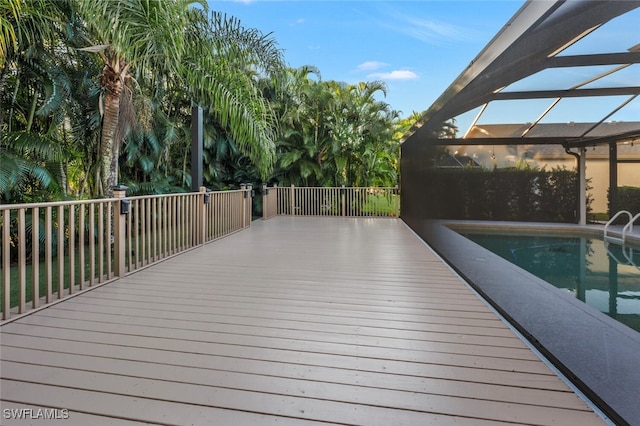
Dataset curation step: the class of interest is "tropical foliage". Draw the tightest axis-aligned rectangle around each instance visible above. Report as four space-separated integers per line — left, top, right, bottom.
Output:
1 0 409 204
271 67 400 187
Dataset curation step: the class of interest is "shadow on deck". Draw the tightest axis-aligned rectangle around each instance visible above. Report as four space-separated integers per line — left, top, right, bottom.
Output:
0 217 608 425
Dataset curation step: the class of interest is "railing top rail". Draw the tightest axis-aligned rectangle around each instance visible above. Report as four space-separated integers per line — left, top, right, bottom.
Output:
281 186 398 189
207 189 246 194
0 188 250 211
127 192 200 201
127 189 246 202
0 197 119 211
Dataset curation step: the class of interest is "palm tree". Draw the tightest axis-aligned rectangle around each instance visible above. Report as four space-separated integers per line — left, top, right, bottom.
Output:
74 0 198 196
273 66 359 187
326 80 398 186
182 10 284 181
76 1 284 196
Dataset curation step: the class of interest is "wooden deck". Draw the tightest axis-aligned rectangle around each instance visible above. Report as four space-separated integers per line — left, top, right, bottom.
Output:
0 217 607 425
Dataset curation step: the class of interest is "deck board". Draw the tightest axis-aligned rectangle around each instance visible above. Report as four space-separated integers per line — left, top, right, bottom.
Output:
0 217 606 425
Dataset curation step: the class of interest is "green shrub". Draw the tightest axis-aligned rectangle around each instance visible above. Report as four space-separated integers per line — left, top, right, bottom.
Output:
422 166 589 223
613 186 640 214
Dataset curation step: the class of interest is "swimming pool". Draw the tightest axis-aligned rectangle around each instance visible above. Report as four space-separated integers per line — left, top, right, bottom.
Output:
462 232 640 333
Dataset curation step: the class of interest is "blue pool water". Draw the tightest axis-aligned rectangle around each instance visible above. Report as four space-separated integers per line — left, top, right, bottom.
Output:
462 233 640 333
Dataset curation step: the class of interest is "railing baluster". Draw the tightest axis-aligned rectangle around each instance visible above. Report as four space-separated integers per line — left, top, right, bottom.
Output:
76 203 83 290
176 196 181 251
170 195 175 254
31 207 39 308
106 202 112 280
18 208 26 313
176 197 184 253
185 195 189 246
226 192 231 234
2 210 9 319
227 192 232 234
155 197 161 260
134 199 140 268
216 193 220 236
190 194 196 245
98 202 104 283
145 198 151 265
151 197 156 261
57 205 64 298
177 196 182 252
69 204 75 294
141 199 147 265
126 201 132 272
186 195 191 246
79 204 85 289
162 197 168 257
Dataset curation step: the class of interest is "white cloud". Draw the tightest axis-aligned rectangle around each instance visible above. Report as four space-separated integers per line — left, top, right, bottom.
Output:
378 8 476 47
356 61 388 71
368 70 418 80
403 17 472 45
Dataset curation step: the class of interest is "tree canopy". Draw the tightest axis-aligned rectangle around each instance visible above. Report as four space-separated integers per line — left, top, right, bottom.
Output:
1 0 414 204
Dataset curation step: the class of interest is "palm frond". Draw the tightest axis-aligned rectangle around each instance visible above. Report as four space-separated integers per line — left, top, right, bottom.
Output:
0 151 52 197
5 130 65 162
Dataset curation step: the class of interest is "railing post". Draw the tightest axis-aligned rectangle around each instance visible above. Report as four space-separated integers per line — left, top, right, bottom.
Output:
247 185 253 228
341 185 346 217
200 186 208 244
240 184 247 228
262 184 268 220
290 184 295 216
395 185 400 218
113 185 128 278
273 183 278 216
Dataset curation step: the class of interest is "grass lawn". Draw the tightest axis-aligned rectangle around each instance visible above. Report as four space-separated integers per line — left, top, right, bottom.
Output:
2 248 112 313
361 194 400 216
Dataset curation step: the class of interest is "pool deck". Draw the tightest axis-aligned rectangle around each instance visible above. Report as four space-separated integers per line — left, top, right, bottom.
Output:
0 217 608 425
419 219 640 426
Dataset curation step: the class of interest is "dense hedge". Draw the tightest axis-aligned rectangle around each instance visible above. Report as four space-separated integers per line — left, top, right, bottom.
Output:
613 186 640 214
422 167 587 222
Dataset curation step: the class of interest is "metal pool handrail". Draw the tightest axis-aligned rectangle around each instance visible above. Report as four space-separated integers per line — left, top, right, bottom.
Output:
622 212 640 244
604 210 632 245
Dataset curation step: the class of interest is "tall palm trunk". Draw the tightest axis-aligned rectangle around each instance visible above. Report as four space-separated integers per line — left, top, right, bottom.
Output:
99 59 127 197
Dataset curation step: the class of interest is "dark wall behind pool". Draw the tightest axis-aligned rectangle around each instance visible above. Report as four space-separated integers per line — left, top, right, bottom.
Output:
400 139 583 225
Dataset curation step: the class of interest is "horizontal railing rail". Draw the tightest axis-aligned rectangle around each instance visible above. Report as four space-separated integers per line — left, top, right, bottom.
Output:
0 186 252 321
262 185 399 218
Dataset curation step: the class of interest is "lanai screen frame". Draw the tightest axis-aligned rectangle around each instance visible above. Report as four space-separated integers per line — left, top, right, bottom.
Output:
401 0 640 226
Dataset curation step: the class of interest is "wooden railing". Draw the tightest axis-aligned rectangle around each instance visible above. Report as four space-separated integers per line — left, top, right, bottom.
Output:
0 186 252 321
263 185 399 219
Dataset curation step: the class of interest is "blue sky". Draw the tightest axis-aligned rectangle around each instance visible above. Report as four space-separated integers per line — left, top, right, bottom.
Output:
209 1 524 118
